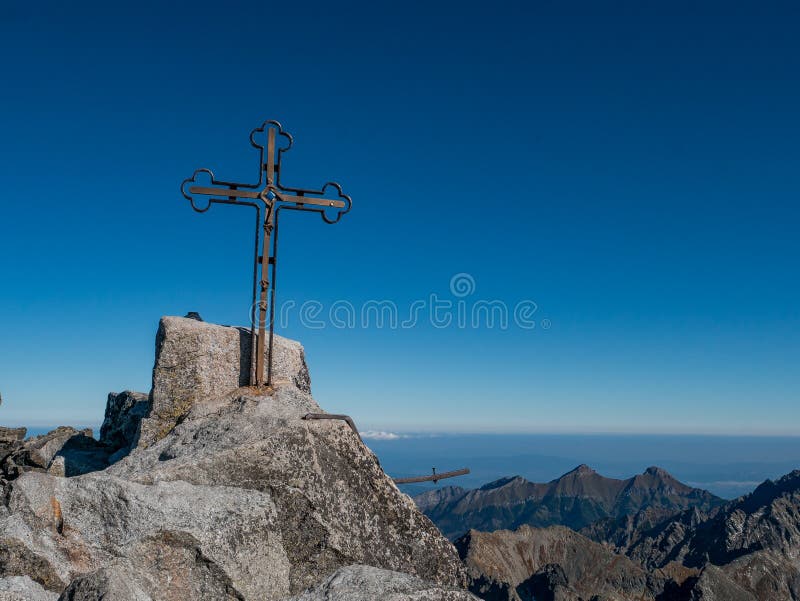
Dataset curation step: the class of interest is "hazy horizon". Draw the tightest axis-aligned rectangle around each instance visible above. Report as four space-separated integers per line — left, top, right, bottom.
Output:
11 421 800 438
366 432 800 499
14 426 800 500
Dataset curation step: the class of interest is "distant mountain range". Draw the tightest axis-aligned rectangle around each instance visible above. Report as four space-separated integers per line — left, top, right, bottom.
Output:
415 464 724 540
454 469 800 600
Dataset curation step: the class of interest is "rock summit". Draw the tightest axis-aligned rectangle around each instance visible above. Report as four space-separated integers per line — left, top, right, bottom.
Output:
0 316 475 601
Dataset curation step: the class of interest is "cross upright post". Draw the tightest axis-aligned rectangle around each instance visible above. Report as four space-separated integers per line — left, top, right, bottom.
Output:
181 120 351 387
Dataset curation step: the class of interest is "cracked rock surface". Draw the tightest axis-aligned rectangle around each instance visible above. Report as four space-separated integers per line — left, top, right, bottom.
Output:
0 317 466 600
287 565 480 600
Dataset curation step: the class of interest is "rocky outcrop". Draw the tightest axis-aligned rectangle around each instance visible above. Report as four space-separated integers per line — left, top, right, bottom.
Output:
0 428 26 476
580 505 707 556
0 317 467 600
1 427 111 482
16 427 87 471
99 391 150 461
2 393 151 485
287 565 480 600
668 564 758 601
0 428 26 448
417 465 723 540
56 531 251 601
137 316 310 448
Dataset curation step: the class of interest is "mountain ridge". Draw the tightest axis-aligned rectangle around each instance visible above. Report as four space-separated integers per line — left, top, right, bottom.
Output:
458 467 800 600
415 464 724 540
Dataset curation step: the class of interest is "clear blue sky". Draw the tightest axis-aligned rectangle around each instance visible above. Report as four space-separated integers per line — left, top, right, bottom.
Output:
1 1 798 433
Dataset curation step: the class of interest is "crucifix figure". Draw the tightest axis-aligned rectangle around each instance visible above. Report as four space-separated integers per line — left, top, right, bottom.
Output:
181 120 351 387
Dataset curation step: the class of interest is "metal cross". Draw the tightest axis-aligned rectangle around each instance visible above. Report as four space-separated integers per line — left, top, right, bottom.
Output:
181 120 351 387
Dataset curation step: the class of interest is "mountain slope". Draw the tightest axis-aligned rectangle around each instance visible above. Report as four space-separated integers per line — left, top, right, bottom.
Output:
582 470 800 600
415 465 723 540
455 525 697 601
621 471 800 575
450 468 800 601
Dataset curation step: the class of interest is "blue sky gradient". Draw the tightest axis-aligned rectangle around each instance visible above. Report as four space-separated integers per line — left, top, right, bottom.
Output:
1 1 798 433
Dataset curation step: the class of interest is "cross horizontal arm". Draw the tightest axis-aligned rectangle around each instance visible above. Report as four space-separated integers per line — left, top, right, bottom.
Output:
190 185 346 209
189 186 260 199
273 192 347 209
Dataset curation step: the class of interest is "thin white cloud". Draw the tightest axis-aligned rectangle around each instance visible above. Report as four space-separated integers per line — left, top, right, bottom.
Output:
361 430 407 440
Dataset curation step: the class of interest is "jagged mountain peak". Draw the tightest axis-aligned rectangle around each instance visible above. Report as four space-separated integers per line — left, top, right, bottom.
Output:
416 465 722 540
733 468 800 515
584 466 800 573
478 475 528 491
780 469 800 482
568 463 597 476
630 465 690 492
758 468 800 494
644 465 672 478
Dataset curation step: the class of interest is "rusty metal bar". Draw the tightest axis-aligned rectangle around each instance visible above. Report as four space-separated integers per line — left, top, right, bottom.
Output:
188 185 348 209
302 413 361 441
189 186 261 199
254 127 276 387
266 127 276 185
274 192 346 208
255 209 274 387
249 203 261 385
392 468 471 485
